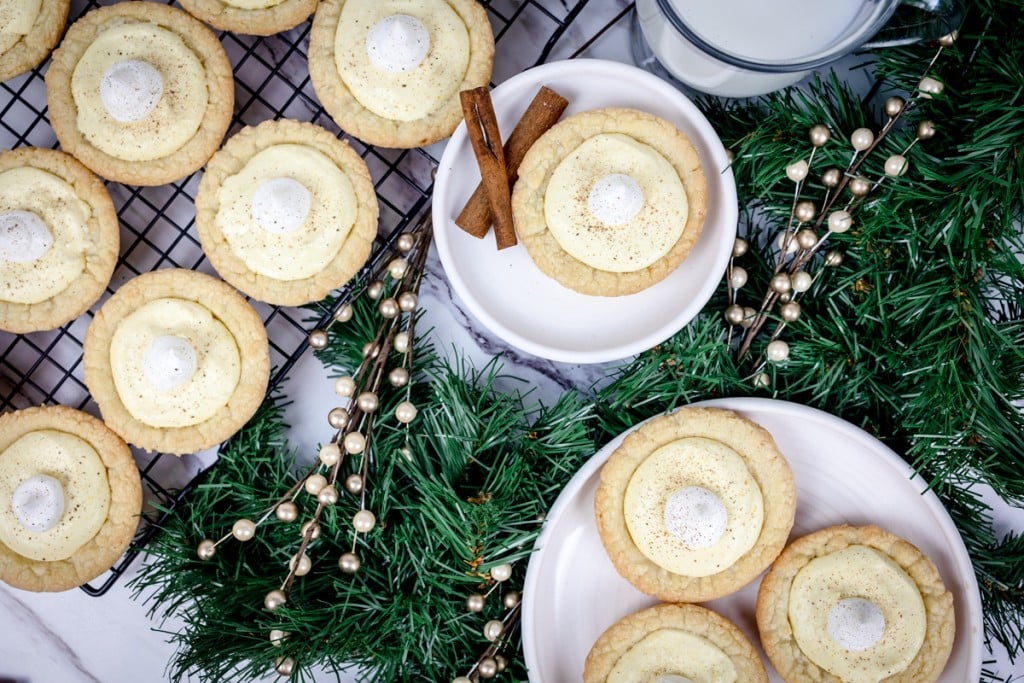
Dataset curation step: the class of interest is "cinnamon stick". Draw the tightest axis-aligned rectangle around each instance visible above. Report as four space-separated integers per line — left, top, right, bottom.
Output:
456 86 568 240
459 87 517 250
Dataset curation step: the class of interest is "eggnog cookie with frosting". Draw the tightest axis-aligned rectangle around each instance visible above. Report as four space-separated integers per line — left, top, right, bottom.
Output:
309 0 494 148
196 119 378 306
0 147 118 334
512 107 707 297
45 2 233 186
584 603 768 683
84 269 270 455
595 407 795 602
0 0 69 82
179 0 316 37
0 405 142 592
756 524 955 683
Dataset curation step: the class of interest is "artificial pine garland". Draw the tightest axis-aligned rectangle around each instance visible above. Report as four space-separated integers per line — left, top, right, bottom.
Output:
136 0 1022 679
135 294 597 681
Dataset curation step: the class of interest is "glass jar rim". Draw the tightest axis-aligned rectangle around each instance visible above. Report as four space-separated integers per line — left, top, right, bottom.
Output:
652 0 896 73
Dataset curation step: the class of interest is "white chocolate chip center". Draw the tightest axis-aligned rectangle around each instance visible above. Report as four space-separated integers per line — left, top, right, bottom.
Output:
100 59 164 123
251 177 311 235
828 597 886 651
664 486 727 549
0 210 52 263
366 14 430 73
11 474 65 532
587 173 644 226
143 335 198 391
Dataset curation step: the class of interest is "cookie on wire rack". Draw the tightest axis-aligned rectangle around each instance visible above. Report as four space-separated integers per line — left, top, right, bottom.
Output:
84 269 270 456
45 2 233 186
309 0 494 148
179 0 316 37
0 0 69 82
0 405 142 592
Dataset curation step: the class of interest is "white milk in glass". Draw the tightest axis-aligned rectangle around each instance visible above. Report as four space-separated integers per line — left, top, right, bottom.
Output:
637 0 874 97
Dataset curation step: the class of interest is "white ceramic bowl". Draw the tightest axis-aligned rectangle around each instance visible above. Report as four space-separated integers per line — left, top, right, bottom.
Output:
432 58 738 363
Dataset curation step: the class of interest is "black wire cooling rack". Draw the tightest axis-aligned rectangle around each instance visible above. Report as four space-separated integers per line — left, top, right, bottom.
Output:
0 0 624 596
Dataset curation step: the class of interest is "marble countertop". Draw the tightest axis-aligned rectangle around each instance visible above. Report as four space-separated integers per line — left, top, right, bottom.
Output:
0 1 1021 681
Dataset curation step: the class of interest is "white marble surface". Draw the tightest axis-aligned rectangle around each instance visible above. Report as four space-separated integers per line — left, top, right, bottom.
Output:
0 1 1021 682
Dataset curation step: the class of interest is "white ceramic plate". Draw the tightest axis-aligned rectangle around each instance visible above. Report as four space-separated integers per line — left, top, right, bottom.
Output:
432 59 738 364
522 397 983 681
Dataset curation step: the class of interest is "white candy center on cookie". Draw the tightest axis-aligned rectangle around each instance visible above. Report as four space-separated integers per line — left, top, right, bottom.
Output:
0 430 110 561
0 210 52 263
656 676 695 683
587 173 644 226
828 597 886 651
100 59 164 123
143 335 198 391
11 474 65 532
664 486 726 549
366 15 430 73
788 544 927 682
544 133 688 273
252 177 311 235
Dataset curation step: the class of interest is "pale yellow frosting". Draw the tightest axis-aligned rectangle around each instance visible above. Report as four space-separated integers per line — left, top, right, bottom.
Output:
544 132 688 273
0 0 41 54
607 629 738 683
70 22 207 161
789 545 927 682
222 0 285 10
0 430 110 562
0 166 89 305
623 436 764 577
334 0 470 122
110 297 241 428
215 143 358 280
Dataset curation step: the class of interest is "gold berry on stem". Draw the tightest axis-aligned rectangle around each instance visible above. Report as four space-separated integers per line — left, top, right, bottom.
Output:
185 213 437 680
727 35 948 368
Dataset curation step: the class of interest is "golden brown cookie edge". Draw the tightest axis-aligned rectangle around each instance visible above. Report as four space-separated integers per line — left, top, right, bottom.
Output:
0 405 142 592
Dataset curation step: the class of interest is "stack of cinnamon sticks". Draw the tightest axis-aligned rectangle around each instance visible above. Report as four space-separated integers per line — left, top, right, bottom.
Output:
457 85 568 250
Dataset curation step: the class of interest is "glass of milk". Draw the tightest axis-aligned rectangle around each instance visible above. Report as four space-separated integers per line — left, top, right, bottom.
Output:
634 0 964 98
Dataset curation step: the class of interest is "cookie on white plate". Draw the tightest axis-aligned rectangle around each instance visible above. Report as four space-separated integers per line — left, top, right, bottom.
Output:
584 602 768 682
0 147 118 333
513 107 707 296
309 0 494 148
757 524 956 683
595 406 796 602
